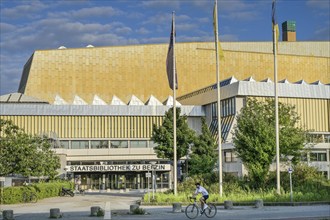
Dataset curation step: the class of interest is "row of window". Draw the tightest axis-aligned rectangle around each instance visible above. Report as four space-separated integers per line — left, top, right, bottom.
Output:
224 151 328 163
310 152 327 162
211 98 236 118
58 140 157 149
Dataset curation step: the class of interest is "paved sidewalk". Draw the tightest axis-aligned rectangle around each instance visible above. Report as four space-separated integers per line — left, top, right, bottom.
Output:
1 192 329 220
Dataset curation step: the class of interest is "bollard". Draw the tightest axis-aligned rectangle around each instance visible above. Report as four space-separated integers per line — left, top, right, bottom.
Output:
130 204 139 214
91 206 100 216
255 199 263 208
3 210 14 220
49 208 61 218
172 203 182 213
104 201 111 220
224 200 233 209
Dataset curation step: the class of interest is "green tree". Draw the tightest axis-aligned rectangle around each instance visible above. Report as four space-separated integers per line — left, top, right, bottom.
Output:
151 107 195 162
0 119 60 179
189 117 217 175
232 98 305 188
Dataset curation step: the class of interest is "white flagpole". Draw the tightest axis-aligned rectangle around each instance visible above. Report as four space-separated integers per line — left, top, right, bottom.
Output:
172 11 177 196
214 0 223 197
272 0 280 195
274 21 280 196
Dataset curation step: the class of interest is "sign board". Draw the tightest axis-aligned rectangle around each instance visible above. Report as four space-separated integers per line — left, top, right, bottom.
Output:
66 164 171 172
145 173 151 178
288 168 293 174
0 177 5 182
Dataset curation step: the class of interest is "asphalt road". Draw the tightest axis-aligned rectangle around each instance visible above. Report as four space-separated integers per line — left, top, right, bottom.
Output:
1 191 329 220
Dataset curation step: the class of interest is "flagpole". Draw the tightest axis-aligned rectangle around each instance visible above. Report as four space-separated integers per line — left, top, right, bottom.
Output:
214 0 223 197
172 11 177 196
272 0 280 195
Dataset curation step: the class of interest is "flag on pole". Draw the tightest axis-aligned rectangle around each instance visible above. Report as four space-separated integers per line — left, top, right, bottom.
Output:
213 2 224 60
166 16 178 90
272 0 279 52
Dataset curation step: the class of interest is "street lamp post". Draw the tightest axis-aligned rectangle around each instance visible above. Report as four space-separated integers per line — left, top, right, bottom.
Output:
64 168 68 180
287 155 294 204
150 161 157 200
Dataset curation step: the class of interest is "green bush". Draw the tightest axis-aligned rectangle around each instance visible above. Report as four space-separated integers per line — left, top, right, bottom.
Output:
1 180 73 204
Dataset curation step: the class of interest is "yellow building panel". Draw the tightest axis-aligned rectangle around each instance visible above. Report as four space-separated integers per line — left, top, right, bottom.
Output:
20 42 330 104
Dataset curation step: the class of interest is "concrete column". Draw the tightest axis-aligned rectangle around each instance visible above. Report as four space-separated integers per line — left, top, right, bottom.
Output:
255 199 264 208
50 208 61 218
224 200 233 209
172 203 182 213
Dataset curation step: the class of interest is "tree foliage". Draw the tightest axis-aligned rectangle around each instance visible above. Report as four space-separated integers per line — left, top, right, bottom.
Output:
0 119 60 179
232 98 305 188
189 117 217 175
151 107 195 161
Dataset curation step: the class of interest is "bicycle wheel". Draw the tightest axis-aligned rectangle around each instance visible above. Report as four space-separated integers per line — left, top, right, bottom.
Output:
22 192 28 203
204 203 217 218
185 204 199 219
30 194 38 203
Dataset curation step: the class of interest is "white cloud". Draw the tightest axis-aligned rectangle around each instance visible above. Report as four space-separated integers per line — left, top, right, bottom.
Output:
1 0 47 19
177 23 198 32
313 27 330 40
141 0 180 9
115 27 133 35
221 11 258 21
306 0 330 9
136 27 150 35
48 6 123 19
0 23 16 33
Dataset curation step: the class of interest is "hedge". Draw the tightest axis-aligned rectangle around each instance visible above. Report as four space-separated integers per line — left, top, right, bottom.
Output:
1 180 73 204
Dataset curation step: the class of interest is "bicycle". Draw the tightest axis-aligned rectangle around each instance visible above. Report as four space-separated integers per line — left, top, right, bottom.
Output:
185 196 217 219
22 191 38 203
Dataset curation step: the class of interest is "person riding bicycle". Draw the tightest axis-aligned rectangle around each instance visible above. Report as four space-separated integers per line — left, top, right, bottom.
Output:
192 182 209 211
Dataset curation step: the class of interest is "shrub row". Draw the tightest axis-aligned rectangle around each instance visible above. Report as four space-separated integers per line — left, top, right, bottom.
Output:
1 180 73 204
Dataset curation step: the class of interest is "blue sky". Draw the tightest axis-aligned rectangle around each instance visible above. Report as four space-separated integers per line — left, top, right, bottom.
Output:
0 0 329 96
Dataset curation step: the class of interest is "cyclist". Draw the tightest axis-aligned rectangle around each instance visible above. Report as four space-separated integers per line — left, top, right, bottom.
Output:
192 183 209 212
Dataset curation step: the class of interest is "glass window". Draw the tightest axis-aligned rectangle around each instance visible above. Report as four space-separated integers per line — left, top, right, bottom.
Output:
91 140 109 149
310 152 327 161
71 140 89 149
130 140 147 148
60 140 70 149
110 140 128 148
224 151 237 163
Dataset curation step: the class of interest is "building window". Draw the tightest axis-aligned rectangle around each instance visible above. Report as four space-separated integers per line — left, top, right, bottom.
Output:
110 140 128 148
310 152 327 161
91 140 109 149
130 140 147 148
325 134 330 143
211 97 236 118
224 151 237 163
60 140 70 149
71 140 89 149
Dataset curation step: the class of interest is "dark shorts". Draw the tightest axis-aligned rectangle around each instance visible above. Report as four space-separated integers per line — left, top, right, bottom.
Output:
202 195 209 201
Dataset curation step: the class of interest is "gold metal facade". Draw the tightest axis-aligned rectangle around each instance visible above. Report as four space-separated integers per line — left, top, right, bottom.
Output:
256 97 330 132
0 115 163 139
20 42 330 104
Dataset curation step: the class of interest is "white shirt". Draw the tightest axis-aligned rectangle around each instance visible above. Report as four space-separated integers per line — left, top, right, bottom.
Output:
195 186 208 196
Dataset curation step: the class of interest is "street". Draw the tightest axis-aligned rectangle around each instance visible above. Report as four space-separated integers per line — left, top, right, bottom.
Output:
0 191 329 220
